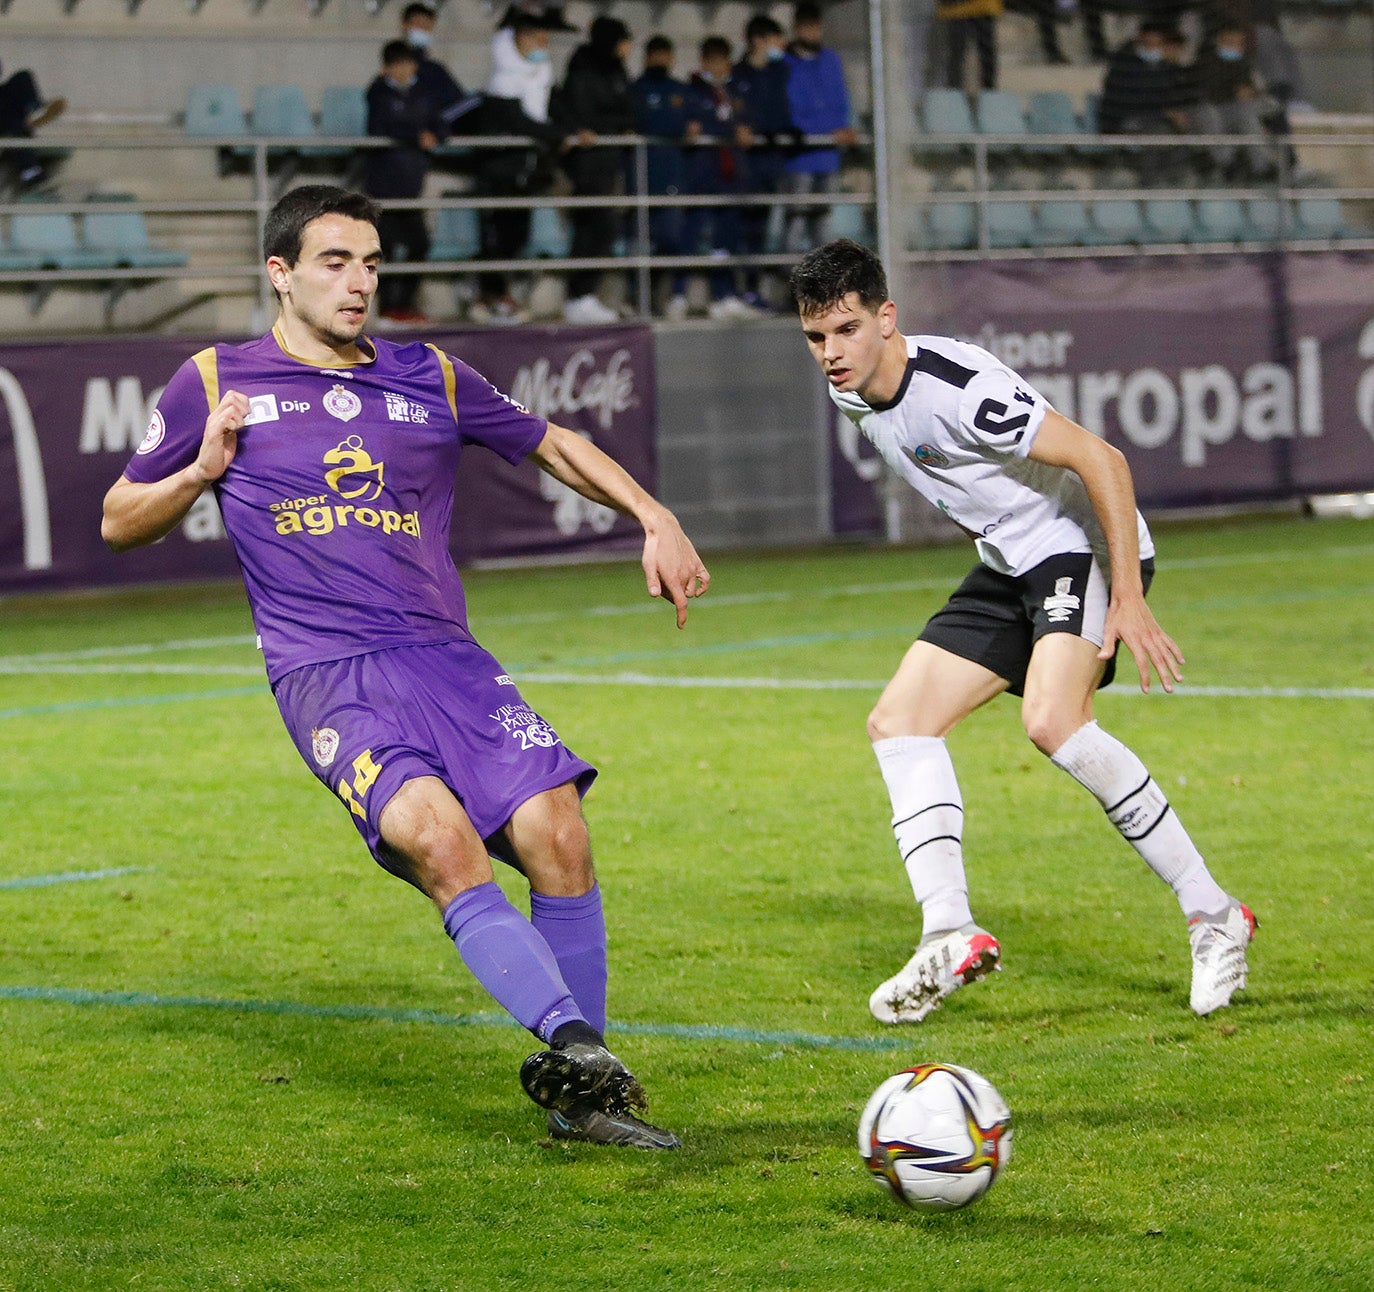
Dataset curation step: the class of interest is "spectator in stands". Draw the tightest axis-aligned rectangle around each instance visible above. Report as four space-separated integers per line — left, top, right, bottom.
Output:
630 35 693 319
936 0 1003 91
1099 22 1196 184
783 2 857 255
1193 23 1275 179
365 40 442 324
0 60 66 191
683 36 757 320
1213 0 1312 115
399 2 482 137
558 15 637 324
473 10 587 325
731 13 794 310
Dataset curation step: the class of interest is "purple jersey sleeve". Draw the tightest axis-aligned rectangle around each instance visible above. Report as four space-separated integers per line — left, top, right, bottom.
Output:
121 351 216 485
449 357 547 464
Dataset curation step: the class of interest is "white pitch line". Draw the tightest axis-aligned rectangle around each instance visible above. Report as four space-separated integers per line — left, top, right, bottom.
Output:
2 540 1370 669
0 662 263 676
515 671 1374 699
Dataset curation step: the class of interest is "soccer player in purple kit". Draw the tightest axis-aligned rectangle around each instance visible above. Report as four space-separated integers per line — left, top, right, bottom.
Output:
102 185 709 1149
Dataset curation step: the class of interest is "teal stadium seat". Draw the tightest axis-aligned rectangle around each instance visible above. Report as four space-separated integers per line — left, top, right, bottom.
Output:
1025 92 1082 142
0 224 42 271
1035 198 1094 247
10 203 121 269
82 195 188 268
252 84 319 139
919 89 976 173
974 91 1028 148
428 205 481 260
828 200 874 247
1193 197 1249 243
1292 195 1350 240
525 206 571 258
1142 199 1199 243
320 86 368 139
1086 199 1144 246
986 200 1036 248
922 202 976 250
1244 196 1287 241
184 84 247 136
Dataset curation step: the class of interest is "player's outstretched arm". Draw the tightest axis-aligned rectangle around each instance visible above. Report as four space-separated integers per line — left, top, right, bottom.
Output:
102 391 249 552
1027 410 1184 693
528 423 710 627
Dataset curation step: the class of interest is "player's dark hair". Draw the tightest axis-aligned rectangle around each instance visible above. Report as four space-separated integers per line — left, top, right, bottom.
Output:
700 35 732 61
645 34 674 56
745 13 784 42
788 238 888 315
263 185 381 266
382 38 420 66
401 1 434 22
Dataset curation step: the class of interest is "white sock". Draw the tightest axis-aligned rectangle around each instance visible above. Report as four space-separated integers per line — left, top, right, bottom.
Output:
1050 721 1229 917
873 736 972 938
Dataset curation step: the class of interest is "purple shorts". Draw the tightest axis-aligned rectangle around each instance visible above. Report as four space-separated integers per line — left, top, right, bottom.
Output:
273 639 596 879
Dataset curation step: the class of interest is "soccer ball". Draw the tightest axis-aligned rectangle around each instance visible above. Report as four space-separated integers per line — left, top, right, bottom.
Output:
857 1063 1012 1212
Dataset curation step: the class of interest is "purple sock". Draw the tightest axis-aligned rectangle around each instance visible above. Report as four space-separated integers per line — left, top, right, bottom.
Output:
441 881 585 1042
530 883 608 1034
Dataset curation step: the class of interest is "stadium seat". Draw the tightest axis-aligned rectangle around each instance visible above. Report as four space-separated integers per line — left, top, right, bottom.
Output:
918 90 976 176
1085 199 1145 246
1035 198 1094 247
81 195 189 268
525 206 571 258
922 201 976 250
1142 199 1199 243
9 203 121 269
1244 196 1287 241
828 201 874 247
1193 197 1249 243
252 85 326 158
184 84 247 136
974 91 1028 148
0 225 43 271
986 200 1036 249
1025 92 1082 142
1292 195 1350 240
428 204 480 260
320 85 368 139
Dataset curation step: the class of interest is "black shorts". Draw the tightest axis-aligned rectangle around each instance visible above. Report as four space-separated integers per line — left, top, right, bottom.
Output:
918 552 1155 697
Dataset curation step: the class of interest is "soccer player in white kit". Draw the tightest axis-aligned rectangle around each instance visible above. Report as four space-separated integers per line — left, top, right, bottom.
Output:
792 240 1255 1022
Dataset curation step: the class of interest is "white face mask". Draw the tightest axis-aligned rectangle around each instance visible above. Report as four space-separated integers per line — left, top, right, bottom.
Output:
405 27 432 50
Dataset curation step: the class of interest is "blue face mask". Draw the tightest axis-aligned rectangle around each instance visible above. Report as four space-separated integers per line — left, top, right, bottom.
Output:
1137 46 1164 64
525 47 550 64
765 46 785 63
1217 46 1243 61
385 74 417 91
405 28 431 50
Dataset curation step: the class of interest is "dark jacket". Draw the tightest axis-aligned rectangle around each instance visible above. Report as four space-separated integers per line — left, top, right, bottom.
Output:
729 56 794 139
364 75 442 198
682 73 742 193
558 35 635 189
629 67 690 194
474 93 564 195
1099 46 1193 133
1195 48 1257 104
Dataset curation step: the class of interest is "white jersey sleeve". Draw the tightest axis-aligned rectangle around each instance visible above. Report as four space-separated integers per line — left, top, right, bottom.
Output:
952 362 1049 461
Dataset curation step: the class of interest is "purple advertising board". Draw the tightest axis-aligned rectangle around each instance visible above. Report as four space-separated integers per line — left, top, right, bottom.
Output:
887 252 1374 509
0 325 656 594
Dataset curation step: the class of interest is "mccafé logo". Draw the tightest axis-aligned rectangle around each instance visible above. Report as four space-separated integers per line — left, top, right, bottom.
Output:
510 348 635 432
269 435 419 539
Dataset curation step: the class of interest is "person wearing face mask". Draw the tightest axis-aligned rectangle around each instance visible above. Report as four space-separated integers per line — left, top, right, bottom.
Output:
782 2 857 255
399 2 481 136
731 14 795 311
365 40 443 324
557 15 638 324
473 11 592 324
1098 21 1197 183
1193 23 1275 180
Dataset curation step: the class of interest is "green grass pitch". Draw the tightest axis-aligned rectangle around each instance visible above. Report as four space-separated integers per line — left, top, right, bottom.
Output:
1 513 1371 1291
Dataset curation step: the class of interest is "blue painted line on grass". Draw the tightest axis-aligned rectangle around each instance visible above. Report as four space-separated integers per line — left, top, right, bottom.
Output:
0 686 264 720
0 984 908 1053
0 867 150 891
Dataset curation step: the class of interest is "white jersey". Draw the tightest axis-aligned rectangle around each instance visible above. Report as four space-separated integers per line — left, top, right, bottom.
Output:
829 334 1154 576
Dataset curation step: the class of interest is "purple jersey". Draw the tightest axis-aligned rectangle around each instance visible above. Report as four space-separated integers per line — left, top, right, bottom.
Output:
122 328 547 682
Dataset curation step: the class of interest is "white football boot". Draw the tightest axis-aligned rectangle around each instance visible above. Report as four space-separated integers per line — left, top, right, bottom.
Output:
869 924 1001 1024
1188 901 1257 1016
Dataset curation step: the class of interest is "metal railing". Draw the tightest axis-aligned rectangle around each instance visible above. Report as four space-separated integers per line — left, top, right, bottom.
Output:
2 126 1370 325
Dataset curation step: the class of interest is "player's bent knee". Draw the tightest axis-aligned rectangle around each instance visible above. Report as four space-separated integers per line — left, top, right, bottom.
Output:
1021 702 1078 757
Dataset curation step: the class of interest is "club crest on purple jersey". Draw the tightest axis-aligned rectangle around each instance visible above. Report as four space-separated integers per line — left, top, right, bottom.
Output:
324 383 363 423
